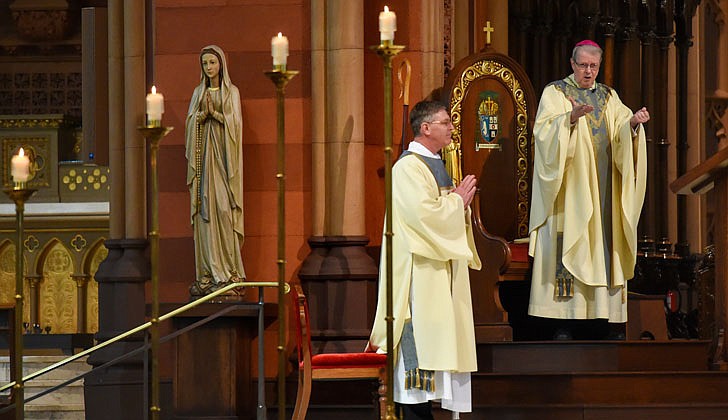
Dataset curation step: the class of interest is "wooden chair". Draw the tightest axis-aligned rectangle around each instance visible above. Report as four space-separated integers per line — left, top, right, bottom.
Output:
442 48 537 342
291 284 387 419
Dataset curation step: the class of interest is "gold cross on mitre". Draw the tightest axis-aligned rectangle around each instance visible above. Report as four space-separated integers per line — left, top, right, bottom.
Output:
483 21 494 46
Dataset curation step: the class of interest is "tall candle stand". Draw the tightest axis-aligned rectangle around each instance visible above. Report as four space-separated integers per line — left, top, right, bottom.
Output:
138 125 173 420
372 39 404 420
265 64 297 420
4 183 37 420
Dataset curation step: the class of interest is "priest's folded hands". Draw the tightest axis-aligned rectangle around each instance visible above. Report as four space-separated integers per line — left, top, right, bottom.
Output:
452 174 477 208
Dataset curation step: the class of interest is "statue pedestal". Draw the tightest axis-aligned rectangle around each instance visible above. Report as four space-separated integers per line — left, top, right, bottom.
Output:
169 303 276 420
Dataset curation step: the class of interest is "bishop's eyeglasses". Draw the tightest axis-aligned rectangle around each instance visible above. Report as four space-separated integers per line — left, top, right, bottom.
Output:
574 61 600 71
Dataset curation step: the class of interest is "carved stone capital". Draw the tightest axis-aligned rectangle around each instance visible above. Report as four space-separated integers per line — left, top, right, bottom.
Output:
71 274 89 288
27 274 43 288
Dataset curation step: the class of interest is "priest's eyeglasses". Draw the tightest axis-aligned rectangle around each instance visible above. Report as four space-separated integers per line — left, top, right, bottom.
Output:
427 119 453 125
574 61 600 71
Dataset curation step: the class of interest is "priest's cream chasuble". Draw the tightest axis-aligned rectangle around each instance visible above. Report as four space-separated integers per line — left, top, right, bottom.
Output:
369 148 481 373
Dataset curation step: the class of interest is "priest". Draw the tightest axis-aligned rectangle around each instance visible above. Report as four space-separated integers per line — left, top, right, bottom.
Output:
528 40 649 339
368 100 481 419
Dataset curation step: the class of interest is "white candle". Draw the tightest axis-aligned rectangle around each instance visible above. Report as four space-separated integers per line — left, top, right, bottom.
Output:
146 85 164 125
379 6 397 42
271 32 289 66
11 148 30 183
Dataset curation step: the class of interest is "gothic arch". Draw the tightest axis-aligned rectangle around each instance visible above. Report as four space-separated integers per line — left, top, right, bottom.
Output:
36 239 77 333
0 239 31 324
82 238 107 333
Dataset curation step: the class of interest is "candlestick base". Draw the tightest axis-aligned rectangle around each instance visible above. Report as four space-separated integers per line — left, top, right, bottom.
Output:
138 126 174 144
3 187 37 205
265 68 299 89
371 42 405 58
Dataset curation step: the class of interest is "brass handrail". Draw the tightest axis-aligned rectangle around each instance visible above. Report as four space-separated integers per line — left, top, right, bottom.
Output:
0 280 288 393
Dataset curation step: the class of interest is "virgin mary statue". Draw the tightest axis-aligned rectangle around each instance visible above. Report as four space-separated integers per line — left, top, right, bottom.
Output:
185 45 246 296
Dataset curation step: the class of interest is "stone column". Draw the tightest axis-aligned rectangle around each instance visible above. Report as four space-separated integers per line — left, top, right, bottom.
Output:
72 275 89 333
638 1 657 244
419 0 446 96
107 0 125 239
654 1 672 243
686 10 703 252
122 0 147 240
299 0 378 353
84 1 150 419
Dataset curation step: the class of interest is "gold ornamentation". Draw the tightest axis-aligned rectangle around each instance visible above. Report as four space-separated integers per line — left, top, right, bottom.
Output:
0 244 15 305
449 59 531 237
24 234 39 253
46 246 72 273
70 234 87 252
73 129 82 154
60 165 110 193
40 243 76 334
479 97 499 115
0 116 67 129
86 243 107 333
2 138 49 188
0 244 31 324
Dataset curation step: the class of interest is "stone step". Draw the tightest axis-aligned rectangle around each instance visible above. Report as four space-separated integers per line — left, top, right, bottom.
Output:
472 370 728 406
0 356 88 419
0 355 90 382
24 379 84 406
477 339 712 373
24 403 85 420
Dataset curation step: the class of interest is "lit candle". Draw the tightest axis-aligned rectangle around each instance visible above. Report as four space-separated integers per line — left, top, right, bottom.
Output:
11 148 30 183
271 32 289 67
146 85 164 126
379 6 397 42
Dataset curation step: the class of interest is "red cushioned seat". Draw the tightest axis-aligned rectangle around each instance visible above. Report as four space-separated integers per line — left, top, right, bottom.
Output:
311 352 387 369
509 242 530 263
292 284 387 419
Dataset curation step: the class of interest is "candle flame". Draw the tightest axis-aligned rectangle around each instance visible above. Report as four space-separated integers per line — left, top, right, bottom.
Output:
151 85 157 94
18 148 24 157
277 32 283 38
384 5 389 12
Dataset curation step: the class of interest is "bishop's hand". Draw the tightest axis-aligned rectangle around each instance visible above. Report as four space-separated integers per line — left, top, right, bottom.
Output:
568 96 594 124
630 107 650 128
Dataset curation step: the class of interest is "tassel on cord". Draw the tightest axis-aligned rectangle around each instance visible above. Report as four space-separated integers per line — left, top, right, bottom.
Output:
404 368 435 392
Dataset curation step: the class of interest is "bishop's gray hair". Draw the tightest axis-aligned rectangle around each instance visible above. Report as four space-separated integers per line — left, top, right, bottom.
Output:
572 44 603 62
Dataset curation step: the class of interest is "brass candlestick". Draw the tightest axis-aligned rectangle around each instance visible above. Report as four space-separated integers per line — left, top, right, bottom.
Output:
265 65 298 420
138 125 173 420
372 39 404 420
3 184 37 420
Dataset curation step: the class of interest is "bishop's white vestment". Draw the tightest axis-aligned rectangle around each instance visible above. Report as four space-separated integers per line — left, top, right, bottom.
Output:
528 75 647 322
